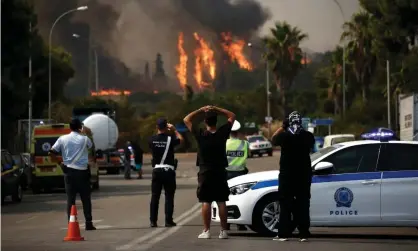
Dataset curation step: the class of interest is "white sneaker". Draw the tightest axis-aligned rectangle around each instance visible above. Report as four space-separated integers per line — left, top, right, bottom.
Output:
273 236 288 241
198 230 211 239
300 238 308 242
219 230 228 239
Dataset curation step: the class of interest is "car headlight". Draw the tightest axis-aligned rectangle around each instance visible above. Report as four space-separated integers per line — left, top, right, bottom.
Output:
230 182 257 195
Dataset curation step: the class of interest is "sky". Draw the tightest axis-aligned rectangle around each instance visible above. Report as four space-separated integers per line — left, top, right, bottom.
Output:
258 0 361 52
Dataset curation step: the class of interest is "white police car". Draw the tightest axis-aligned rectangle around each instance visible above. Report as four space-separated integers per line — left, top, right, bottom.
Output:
211 137 418 236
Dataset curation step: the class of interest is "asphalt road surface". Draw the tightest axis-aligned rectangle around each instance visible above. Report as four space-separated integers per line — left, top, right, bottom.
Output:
2 152 417 251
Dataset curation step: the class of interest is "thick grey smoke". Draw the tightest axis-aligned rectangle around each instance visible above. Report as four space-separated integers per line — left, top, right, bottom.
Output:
34 0 270 91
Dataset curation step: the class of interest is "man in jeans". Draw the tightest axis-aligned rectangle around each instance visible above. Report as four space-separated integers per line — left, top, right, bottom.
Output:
49 119 96 230
184 105 236 239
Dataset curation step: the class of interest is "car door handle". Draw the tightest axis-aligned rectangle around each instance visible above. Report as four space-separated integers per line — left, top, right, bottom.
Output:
361 180 378 185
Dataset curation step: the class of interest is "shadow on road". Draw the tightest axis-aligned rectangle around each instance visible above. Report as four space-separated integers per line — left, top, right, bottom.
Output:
1 183 197 215
229 231 418 243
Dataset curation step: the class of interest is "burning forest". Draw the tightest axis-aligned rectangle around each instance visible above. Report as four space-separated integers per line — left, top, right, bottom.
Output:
175 32 254 91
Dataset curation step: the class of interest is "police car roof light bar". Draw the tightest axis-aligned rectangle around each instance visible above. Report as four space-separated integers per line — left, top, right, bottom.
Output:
361 127 395 142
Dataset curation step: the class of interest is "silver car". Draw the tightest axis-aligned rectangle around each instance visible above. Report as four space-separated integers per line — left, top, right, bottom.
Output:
246 135 273 158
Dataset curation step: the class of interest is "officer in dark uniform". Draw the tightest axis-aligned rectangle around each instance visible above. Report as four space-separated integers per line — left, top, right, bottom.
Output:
149 118 184 227
271 111 315 242
123 141 132 180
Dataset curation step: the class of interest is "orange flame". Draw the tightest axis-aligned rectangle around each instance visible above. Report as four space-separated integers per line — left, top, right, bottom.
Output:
221 32 253 71
193 32 216 89
175 32 188 89
91 89 131 96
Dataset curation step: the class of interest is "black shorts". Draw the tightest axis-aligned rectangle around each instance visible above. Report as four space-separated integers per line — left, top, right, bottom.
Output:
197 169 229 203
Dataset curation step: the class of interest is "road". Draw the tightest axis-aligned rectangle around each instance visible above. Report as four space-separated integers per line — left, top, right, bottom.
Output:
2 153 417 251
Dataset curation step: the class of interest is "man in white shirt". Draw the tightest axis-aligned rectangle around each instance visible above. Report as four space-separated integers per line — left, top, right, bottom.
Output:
49 118 96 230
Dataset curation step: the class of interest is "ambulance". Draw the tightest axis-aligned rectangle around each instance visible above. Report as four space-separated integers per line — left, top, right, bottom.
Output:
30 123 100 193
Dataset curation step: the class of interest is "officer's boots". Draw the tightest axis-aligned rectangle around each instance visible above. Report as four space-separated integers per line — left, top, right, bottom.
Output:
165 221 177 227
85 222 96 231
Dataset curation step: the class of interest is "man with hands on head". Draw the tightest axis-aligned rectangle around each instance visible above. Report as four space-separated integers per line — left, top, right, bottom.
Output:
271 111 315 242
183 105 235 239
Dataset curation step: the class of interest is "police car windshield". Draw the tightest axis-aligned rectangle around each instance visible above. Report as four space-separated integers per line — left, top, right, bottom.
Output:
248 136 266 143
310 145 342 162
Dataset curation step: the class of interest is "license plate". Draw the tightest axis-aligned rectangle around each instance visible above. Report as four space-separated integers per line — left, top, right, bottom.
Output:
40 167 54 172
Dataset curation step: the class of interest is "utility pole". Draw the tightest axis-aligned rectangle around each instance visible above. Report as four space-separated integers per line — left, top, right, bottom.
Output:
387 60 391 129
266 62 271 138
28 10 33 152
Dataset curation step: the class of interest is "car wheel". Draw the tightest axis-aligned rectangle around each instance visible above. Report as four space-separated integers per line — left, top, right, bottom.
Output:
252 193 296 236
252 193 279 236
12 184 23 203
268 151 273 157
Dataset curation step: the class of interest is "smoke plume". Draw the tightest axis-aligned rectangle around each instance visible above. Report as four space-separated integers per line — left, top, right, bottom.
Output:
33 0 270 93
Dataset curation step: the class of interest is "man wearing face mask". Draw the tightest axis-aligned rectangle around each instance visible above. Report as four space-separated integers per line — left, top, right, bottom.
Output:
271 111 315 242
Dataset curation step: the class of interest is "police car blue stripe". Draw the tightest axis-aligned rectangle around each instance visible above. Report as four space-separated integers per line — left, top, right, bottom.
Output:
382 170 418 179
251 170 418 190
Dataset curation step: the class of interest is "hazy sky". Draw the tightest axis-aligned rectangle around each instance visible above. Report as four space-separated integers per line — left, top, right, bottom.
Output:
258 0 360 52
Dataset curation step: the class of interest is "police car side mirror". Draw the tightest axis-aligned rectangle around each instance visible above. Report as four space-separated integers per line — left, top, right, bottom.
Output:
314 161 333 171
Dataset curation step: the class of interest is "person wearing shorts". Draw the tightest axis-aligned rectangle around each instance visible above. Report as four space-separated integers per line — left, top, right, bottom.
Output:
183 105 236 239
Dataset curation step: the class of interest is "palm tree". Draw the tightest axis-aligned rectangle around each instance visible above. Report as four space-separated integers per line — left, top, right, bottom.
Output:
328 46 344 115
341 11 377 104
263 21 308 117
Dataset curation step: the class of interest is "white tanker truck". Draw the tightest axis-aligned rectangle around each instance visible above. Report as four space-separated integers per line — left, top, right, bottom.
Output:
82 113 122 174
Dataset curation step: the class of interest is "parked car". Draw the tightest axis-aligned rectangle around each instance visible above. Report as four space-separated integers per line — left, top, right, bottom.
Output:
246 135 273 158
12 153 31 190
1 149 24 203
211 138 418 236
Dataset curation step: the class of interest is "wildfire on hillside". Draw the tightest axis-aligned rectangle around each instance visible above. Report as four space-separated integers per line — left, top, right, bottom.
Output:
221 32 253 71
91 89 132 96
175 32 188 89
175 32 253 90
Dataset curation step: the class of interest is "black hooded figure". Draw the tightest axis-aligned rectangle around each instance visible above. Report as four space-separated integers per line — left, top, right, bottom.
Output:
271 111 315 241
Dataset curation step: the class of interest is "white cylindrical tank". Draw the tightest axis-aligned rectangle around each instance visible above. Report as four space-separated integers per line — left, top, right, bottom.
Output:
83 113 119 150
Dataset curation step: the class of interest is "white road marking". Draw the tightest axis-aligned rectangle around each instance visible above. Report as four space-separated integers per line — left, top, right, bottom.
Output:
135 209 201 251
60 219 103 230
16 216 38 224
116 203 201 251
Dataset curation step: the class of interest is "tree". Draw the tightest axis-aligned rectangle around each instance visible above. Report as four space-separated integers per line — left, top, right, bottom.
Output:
263 21 308 116
1 0 74 149
328 46 344 115
144 61 150 81
341 11 377 103
154 53 166 78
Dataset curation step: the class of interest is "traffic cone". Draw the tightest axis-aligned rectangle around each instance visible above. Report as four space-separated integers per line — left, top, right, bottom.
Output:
64 205 85 241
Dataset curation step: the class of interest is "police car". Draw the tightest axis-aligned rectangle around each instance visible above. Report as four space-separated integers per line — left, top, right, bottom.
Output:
247 135 273 157
211 131 418 236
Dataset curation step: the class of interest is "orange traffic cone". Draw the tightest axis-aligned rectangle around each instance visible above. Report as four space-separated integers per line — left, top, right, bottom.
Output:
64 205 85 241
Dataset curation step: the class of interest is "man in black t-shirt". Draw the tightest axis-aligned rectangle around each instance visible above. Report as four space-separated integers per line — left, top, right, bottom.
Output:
148 118 184 228
271 111 315 242
184 105 235 239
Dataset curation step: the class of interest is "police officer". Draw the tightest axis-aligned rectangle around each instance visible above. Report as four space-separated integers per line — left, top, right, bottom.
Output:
149 118 184 228
226 120 249 180
49 119 96 230
271 111 315 242
226 120 249 231
131 141 143 179
124 141 132 180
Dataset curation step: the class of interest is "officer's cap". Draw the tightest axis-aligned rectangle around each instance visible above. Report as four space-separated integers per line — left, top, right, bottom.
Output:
156 118 168 129
231 120 241 131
